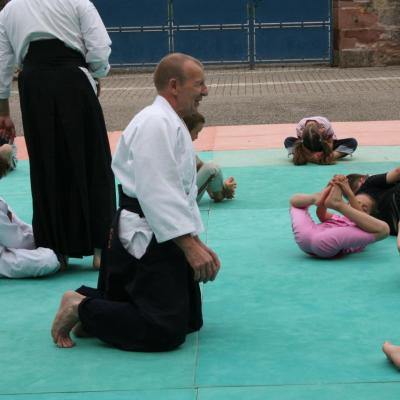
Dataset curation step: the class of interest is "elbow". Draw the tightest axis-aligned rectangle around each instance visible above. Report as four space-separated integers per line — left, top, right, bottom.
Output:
376 222 390 241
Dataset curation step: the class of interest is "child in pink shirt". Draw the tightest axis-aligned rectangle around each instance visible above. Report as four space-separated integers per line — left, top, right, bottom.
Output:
290 176 389 258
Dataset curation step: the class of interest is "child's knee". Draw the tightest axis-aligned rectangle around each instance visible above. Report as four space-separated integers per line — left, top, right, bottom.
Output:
203 161 221 178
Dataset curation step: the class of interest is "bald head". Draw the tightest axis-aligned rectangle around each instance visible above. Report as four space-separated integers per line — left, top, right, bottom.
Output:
154 53 203 92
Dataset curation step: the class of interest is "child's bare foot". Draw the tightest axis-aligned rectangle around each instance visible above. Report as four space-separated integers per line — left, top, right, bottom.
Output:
382 341 400 369
324 184 344 210
51 291 84 348
222 177 237 199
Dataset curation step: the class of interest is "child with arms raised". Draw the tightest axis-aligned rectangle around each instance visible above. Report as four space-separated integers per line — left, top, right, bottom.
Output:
290 175 388 258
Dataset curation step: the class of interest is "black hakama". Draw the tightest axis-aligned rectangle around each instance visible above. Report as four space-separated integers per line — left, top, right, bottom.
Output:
18 40 116 257
76 188 203 351
376 184 400 236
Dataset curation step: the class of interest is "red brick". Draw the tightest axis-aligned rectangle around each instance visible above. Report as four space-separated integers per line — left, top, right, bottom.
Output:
343 28 384 43
340 36 358 48
338 7 379 29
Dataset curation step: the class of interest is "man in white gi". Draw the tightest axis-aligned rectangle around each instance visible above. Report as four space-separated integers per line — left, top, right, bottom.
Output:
51 53 221 351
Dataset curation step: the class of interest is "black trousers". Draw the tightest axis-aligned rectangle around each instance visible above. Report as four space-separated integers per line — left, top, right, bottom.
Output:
18 40 116 256
76 194 203 352
284 137 358 156
376 184 400 236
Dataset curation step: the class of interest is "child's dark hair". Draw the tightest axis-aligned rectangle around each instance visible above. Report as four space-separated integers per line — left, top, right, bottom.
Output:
293 125 333 165
0 155 9 178
346 173 366 193
183 112 205 132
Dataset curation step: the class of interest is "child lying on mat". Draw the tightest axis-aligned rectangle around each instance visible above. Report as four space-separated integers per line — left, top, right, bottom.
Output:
347 167 400 252
0 161 60 278
290 175 389 258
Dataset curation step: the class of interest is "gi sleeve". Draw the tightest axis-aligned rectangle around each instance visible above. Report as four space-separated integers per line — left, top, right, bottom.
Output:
78 1 111 78
0 206 35 250
0 15 16 99
130 116 198 243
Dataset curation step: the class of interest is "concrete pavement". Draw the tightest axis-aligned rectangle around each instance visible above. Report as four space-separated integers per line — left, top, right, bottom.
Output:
9 65 400 136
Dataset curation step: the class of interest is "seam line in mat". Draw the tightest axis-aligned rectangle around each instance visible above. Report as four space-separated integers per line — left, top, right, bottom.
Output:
3 380 400 397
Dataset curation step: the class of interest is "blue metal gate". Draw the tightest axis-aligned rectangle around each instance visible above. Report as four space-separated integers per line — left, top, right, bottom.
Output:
92 0 332 67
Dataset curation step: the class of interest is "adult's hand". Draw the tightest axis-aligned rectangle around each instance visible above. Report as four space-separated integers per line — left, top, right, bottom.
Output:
174 235 220 283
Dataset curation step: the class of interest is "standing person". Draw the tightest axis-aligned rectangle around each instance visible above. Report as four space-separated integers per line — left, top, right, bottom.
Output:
290 176 388 259
51 53 221 351
183 112 237 203
284 116 358 165
0 0 116 268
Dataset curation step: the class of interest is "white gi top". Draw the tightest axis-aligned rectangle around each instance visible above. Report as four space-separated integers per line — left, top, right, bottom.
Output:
296 116 336 139
112 96 204 258
0 0 111 98
0 197 60 278
0 197 34 251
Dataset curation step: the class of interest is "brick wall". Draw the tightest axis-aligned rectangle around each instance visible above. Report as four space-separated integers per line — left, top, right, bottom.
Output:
334 0 400 67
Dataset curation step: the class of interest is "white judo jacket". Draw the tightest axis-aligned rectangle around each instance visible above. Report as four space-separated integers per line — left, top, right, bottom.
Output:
112 95 204 258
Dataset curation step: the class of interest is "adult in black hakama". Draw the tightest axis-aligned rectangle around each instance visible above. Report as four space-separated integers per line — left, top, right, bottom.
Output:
18 40 116 258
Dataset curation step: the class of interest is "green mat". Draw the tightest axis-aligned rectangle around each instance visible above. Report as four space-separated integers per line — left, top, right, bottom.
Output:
1 148 400 399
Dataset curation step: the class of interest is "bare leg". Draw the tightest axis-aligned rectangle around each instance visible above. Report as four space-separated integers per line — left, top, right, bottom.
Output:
325 185 389 240
51 291 85 348
290 188 330 208
382 341 400 369
93 248 101 269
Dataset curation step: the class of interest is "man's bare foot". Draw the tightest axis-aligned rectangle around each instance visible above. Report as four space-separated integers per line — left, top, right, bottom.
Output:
382 341 400 369
73 322 92 338
222 177 237 199
324 184 344 210
51 291 85 348
92 248 101 269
